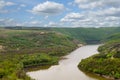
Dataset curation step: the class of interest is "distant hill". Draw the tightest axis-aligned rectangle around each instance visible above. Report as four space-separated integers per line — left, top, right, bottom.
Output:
3 27 120 44
52 27 120 44
104 33 120 42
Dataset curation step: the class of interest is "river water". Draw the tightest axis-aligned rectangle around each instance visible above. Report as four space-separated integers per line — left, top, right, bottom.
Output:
27 45 108 80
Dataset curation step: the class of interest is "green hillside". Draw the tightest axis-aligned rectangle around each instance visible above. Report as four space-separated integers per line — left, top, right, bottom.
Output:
4 27 120 44
0 29 77 80
52 27 120 44
78 33 120 79
104 33 120 42
0 29 77 54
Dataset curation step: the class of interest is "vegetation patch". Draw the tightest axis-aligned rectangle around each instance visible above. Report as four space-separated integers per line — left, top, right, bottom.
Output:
78 33 120 79
0 29 77 80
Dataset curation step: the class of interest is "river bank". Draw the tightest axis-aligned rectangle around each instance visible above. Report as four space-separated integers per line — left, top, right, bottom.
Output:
27 45 109 80
79 40 120 80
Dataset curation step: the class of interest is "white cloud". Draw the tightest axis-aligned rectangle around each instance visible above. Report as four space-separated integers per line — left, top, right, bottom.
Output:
60 11 120 27
75 0 120 9
30 17 34 19
43 22 61 27
0 0 15 13
20 4 26 7
61 12 84 22
0 18 16 26
0 0 15 9
13 20 42 27
74 0 102 9
30 21 41 25
17 4 26 10
97 7 120 17
0 0 120 27
0 18 42 27
6 2 15 6
44 16 48 19
31 1 65 15
48 22 58 27
105 16 119 21
59 0 120 27
21 20 42 27
68 2 75 6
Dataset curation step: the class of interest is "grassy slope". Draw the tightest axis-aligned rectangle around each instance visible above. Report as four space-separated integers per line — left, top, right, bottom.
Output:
78 33 120 79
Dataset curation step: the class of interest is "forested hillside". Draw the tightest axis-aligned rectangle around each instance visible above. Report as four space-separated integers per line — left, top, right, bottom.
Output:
0 29 76 54
3 27 120 44
78 33 120 79
52 27 120 44
0 29 77 80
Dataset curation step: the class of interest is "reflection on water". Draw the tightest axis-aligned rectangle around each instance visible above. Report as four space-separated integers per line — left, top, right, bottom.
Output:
27 45 109 80
83 71 110 80
25 65 51 72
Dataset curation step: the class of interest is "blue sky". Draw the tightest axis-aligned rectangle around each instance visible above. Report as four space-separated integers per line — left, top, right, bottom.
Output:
0 0 120 27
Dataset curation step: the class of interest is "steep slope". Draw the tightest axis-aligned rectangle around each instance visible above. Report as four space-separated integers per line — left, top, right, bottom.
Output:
78 33 120 79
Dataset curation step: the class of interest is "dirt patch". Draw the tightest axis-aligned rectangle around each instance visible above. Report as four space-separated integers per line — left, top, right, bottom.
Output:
0 45 3 50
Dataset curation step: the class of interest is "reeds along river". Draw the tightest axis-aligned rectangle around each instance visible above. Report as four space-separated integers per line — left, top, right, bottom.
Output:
27 45 108 80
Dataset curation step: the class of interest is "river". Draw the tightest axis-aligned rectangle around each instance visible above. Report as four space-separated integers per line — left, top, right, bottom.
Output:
27 45 108 80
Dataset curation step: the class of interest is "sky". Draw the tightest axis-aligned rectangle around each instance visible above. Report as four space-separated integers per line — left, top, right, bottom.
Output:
0 0 120 27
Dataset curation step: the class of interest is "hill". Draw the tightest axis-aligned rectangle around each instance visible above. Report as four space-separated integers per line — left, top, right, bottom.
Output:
78 33 120 79
0 29 77 80
52 27 120 44
3 27 120 44
0 29 77 54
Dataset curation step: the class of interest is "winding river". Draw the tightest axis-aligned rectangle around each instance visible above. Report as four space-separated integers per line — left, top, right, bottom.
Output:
27 45 108 80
